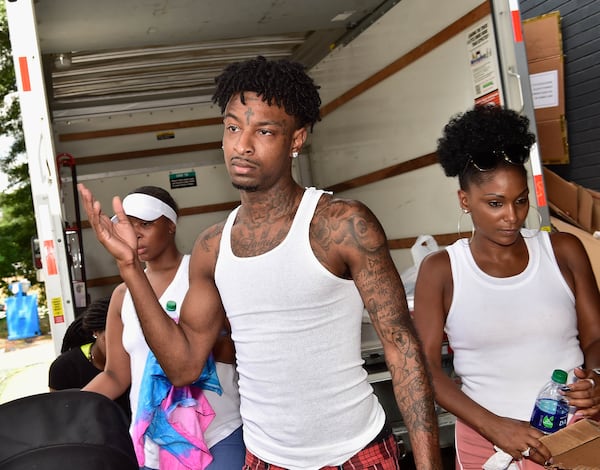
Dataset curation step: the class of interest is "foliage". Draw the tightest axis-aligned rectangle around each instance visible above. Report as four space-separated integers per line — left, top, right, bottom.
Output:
0 4 39 294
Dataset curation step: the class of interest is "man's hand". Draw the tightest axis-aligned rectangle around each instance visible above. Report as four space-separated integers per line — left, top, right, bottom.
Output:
77 183 139 266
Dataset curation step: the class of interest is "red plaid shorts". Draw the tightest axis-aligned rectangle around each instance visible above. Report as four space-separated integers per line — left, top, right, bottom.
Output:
242 432 400 470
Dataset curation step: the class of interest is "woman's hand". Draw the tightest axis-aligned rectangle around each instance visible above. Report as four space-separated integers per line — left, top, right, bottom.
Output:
483 416 552 465
564 367 600 420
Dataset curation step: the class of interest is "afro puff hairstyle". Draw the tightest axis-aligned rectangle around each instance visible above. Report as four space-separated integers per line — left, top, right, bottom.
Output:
212 55 321 131
437 105 536 188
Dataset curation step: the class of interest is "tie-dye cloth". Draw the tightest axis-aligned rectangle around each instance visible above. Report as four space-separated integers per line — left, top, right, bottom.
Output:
132 351 222 470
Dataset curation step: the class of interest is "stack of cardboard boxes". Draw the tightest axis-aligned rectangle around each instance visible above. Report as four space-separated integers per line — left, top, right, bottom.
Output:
543 167 600 290
523 15 600 469
523 12 569 165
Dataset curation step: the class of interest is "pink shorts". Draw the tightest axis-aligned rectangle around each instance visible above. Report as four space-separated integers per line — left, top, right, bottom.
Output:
454 418 544 470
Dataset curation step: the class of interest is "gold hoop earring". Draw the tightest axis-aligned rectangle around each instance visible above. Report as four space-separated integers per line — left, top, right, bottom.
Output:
522 206 542 238
457 209 475 244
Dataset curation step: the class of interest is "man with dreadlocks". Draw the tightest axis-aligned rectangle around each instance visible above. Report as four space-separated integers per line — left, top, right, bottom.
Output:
79 55 441 469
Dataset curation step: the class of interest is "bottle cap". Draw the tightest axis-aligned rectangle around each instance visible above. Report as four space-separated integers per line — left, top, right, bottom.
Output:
551 369 568 384
166 300 177 312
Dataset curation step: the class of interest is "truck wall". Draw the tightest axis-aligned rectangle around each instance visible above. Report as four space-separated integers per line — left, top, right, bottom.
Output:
310 0 487 270
52 0 496 300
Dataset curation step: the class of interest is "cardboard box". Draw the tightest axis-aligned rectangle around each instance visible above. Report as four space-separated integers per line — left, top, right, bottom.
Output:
523 11 563 60
523 12 569 165
551 217 600 291
543 168 600 233
537 118 569 166
539 419 600 469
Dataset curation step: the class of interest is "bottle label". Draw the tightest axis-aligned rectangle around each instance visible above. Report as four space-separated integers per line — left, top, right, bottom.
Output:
530 398 569 434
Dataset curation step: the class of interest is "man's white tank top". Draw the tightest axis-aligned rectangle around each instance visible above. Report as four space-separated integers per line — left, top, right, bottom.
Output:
215 187 385 470
121 254 242 467
445 231 583 420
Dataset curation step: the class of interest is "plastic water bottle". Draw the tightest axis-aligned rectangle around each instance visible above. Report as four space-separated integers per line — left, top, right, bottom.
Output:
529 369 569 434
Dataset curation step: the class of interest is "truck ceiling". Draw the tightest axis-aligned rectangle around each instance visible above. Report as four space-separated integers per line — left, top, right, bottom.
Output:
32 0 395 120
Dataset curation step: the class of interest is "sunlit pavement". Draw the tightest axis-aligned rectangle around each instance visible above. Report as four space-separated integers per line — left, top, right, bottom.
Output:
0 336 56 404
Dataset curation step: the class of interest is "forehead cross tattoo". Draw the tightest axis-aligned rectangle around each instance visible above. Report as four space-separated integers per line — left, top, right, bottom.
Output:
245 107 254 125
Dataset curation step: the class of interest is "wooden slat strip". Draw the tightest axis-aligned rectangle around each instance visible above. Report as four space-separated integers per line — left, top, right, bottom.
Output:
59 117 223 142
179 200 240 216
74 141 222 165
85 275 123 288
325 153 438 193
86 232 461 287
80 199 240 229
388 232 462 250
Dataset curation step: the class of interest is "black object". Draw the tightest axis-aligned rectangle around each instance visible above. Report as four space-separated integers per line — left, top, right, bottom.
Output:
0 390 138 470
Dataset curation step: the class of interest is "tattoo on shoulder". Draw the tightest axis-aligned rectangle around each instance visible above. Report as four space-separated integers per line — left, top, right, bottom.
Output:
314 198 386 252
198 223 224 252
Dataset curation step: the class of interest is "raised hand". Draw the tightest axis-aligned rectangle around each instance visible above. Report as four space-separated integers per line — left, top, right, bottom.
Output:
77 183 139 267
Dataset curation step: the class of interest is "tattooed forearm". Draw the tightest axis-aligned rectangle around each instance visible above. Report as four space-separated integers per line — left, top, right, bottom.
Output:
385 315 441 468
388 340 438 429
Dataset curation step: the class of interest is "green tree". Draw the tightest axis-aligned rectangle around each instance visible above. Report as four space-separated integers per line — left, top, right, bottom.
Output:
0 4 38 293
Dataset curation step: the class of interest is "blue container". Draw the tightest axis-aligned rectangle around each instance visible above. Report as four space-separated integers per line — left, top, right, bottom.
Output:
5 293 41 340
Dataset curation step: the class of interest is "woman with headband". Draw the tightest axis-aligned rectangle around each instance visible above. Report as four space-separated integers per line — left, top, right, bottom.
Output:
412 105 600 469
83 186 244 470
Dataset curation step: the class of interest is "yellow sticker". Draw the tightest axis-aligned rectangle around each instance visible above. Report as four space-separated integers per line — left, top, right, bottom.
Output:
51 297 65 323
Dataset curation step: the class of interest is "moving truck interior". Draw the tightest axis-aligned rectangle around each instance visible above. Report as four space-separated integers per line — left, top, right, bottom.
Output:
6 0 547 459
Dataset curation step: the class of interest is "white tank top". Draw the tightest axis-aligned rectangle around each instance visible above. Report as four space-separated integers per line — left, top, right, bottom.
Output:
215 187 384 470
445 230 583 420
121 254 242 467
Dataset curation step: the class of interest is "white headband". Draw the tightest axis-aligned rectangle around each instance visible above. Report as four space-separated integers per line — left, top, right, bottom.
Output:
120 193 177 224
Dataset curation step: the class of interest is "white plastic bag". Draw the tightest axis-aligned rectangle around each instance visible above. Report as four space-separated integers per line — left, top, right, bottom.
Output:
410 234 439 270
400 235 440 297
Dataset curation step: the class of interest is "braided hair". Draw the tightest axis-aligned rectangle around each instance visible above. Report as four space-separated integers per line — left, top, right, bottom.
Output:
59 297 111 353
212 55 321 131
60 316 93 353
436 105 536 189
81 296 111 334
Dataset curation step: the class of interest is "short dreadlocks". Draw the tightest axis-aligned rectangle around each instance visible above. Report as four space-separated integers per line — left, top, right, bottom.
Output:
212 55 321 131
